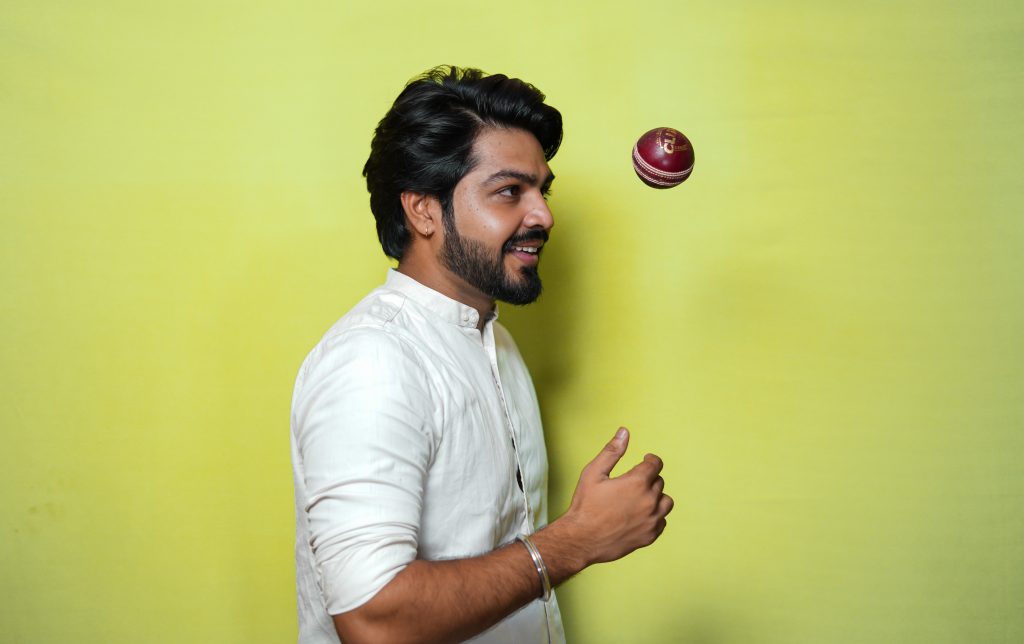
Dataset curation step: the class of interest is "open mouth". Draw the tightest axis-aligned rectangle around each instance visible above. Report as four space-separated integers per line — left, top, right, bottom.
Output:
509 245 540 255
507 244 542 265
504 230 548 266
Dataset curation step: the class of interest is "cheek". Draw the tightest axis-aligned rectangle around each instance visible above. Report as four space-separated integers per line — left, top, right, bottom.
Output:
467 207 518 241
453 190 521 242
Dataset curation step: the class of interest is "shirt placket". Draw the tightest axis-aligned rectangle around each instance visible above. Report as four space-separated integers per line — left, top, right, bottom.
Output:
480 321 534 533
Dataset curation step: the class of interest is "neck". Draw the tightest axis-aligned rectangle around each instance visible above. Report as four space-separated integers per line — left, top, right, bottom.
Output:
396 259 495 331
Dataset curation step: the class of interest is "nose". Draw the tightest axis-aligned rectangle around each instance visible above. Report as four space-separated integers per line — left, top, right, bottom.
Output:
524 193 554 232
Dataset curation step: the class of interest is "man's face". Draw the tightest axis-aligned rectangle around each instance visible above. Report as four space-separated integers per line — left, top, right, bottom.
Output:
439 127 555 306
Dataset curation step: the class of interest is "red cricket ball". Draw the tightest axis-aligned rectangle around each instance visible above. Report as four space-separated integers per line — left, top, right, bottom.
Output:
632 127 694 189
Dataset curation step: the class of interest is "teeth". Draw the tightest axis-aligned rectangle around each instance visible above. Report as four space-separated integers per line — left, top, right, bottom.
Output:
513 246 539 254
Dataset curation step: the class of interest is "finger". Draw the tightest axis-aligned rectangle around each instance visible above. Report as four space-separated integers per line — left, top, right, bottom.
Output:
652 476 665 496
581 427 629 480
624 453 663 484
659 493 675 517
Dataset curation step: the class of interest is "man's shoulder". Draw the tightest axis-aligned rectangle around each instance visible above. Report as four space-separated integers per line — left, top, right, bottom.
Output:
296 286 421 379
324 285 408 337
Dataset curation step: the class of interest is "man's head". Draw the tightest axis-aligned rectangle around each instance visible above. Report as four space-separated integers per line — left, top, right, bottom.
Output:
363 66 562 305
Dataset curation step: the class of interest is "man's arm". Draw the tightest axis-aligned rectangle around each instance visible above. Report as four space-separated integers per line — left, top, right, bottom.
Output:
333 427 673 643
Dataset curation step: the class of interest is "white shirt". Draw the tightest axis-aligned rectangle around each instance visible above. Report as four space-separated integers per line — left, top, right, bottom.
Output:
291 269 565 643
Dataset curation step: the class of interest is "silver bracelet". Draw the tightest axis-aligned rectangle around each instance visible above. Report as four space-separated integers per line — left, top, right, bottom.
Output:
516 534 552 602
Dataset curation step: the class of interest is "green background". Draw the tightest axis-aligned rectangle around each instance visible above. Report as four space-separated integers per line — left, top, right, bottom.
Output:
3 1 1022 642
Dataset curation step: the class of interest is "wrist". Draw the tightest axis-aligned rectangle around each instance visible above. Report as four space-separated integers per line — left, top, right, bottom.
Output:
529 517 590 585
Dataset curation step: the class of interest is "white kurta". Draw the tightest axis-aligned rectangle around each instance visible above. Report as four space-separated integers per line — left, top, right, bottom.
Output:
291 269 564 643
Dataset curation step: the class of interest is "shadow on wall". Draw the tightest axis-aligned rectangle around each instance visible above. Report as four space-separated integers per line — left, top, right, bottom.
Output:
498 208 731 644
501 208 607 642
498 207 580 512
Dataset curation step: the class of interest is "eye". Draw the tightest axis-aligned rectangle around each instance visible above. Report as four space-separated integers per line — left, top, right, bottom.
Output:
542 186 553 201
497 185 521 198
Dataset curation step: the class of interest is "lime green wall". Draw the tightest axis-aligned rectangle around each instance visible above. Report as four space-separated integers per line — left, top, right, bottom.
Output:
3 2 1022 642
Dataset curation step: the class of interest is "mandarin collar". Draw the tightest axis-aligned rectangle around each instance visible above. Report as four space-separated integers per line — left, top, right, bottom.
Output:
384 269 497 330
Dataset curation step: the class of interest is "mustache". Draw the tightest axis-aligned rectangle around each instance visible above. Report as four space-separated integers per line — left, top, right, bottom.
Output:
503 230 549 252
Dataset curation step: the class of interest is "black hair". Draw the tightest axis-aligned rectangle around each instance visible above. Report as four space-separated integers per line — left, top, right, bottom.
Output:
362 65 563 260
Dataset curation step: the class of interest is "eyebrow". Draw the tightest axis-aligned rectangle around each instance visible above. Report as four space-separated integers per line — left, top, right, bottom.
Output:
482 169 556 191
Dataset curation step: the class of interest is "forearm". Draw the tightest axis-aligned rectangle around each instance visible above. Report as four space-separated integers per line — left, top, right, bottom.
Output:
333 522 583 644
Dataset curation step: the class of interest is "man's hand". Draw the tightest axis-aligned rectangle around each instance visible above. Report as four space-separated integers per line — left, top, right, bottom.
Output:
534 428 674 576
331 428 673 643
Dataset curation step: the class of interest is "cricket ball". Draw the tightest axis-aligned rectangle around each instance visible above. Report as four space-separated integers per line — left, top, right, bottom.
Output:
632 127 694 189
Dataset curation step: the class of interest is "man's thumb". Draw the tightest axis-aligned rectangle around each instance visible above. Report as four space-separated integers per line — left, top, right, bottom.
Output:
585 427 629 479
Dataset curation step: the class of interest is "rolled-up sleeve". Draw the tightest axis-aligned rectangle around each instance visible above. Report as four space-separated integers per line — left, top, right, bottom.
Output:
292 327 435 615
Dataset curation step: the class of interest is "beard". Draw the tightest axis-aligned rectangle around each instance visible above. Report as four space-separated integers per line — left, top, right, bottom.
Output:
439 213 546 306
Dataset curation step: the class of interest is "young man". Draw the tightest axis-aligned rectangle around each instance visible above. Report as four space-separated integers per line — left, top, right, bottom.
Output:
291 66 673 643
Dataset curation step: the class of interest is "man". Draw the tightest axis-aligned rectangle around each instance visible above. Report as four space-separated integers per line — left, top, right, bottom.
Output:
291 66 673 643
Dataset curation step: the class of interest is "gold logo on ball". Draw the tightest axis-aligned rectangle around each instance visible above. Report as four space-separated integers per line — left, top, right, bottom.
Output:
660 130 687 155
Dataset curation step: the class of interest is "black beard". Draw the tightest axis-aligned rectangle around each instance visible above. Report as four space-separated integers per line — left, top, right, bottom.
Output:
439 215 546 306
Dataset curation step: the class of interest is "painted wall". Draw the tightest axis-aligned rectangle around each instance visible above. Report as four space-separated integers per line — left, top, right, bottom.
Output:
3 1 1022 642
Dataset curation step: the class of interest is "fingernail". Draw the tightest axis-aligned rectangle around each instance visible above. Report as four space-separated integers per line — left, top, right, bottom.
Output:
614 428 627 444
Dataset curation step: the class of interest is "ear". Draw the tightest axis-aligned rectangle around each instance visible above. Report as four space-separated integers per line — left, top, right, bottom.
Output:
400 191 443 238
